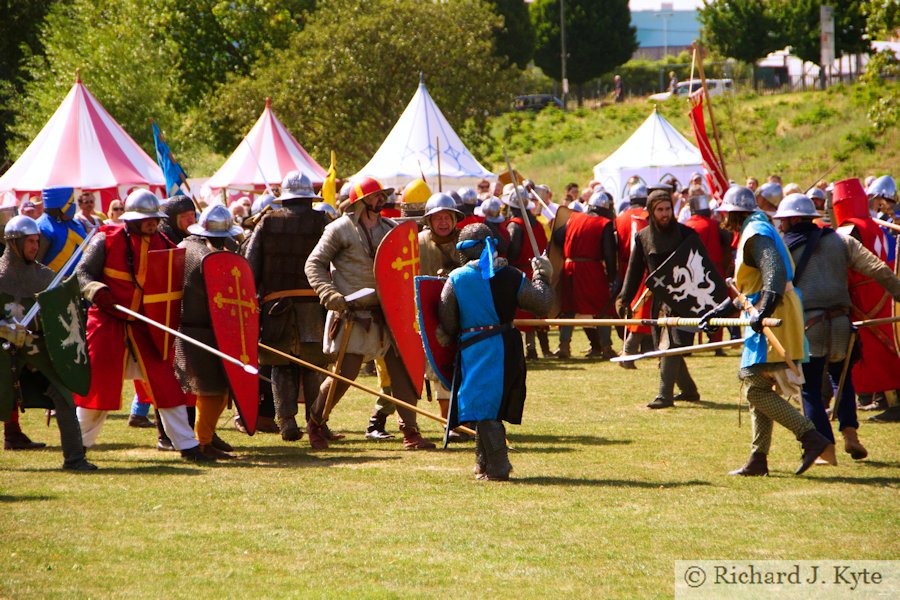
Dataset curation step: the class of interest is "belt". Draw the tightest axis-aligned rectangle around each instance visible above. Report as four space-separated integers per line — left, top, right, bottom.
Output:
262 289 319 303
805 307 849 329
461 324 506 334
459 323 512 350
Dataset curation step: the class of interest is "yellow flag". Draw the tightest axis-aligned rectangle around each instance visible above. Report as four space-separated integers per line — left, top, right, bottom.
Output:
322 150 337 207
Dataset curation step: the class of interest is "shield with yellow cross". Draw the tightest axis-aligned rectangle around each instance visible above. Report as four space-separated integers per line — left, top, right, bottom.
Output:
374 220 425 398
203 252 260 435
142 247 185 360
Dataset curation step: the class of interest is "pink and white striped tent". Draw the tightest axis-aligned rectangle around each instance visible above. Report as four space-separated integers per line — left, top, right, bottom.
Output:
0 77 165 210
206 98 326 197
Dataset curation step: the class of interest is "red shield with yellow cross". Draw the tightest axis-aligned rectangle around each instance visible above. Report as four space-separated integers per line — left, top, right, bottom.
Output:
374 220 425 398
201 252 259 435
142 247 185 361
204 252 260 435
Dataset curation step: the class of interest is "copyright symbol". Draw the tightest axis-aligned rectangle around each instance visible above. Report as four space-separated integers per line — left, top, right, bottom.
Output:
684 566 706 588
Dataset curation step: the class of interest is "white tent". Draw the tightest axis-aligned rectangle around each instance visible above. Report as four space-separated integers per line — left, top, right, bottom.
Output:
353 76 493 189
592 108 703 201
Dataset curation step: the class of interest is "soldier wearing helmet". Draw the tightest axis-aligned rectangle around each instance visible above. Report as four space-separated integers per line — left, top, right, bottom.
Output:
550 190 618 359
438 223 554 480
455 187 482 230
159 194 198 246
174 205 245 459
755 181 783 214
244 170 330 444
73 189 211 462
35 186 87 275
868 175 897 223
479 197 509 256
700 186 829 476
504 185 550 360
0 216 97 470
774 191 900 459
305 176 435 450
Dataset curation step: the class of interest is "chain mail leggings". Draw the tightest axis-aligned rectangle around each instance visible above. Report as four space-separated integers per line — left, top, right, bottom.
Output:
740 373 815 454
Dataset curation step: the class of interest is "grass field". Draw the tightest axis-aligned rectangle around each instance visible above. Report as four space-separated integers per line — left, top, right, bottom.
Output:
2 332 898 599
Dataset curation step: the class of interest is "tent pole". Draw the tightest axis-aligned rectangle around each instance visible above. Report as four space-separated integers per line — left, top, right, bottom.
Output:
436 137 442 192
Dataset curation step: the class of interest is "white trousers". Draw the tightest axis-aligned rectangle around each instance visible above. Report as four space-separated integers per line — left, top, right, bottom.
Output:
77 406 198 451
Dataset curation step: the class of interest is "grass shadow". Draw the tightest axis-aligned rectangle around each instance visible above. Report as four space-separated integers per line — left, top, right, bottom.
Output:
855 460 900 470
511 434 632 447
694 400 742 412
0 494 55 502
812 475 899 488
525 361 595 372
8 464 205 475
514 476 712 488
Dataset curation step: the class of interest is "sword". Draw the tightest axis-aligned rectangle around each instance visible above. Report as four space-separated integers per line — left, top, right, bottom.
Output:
18 227 99 329
113 304 259 375
725 278 801 377
831 330 857 422
610 337 747 363
260 342 476 437
502 148 541 260
321 288 376 422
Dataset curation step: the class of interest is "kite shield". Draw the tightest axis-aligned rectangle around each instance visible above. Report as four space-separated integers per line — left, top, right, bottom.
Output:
415 276 455 390
37 276 91 396
142 247 185 360
374 220 425 397
204 252 260 436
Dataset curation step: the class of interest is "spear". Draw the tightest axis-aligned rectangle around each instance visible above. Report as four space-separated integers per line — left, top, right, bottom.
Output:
513 317 781 328
610 337 747 363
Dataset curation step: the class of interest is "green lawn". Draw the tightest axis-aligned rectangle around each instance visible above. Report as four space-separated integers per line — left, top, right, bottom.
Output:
2 332 898 598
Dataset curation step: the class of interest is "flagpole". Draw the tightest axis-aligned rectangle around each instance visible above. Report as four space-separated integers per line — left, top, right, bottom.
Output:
150 118 202 212
693 41 728 181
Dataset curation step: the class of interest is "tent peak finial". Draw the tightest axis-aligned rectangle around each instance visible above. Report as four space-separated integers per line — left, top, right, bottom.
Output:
75 68 81 83
265 97 271 108
419 72 424 85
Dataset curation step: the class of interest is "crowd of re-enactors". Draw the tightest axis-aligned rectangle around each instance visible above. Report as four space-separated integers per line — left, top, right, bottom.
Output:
1 170 897 480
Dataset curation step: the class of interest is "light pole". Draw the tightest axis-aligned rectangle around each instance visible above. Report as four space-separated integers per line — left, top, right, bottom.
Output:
560 0 568 109
655 3 674 58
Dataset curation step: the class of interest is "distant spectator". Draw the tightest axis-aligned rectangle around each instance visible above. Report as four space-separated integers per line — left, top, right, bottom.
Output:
746 177 759 192
614 75 624 103
104 199 125 226
74 191 103 233
767 174 782 185
668 71 678 92
19 201 38 219
476 179 491 200
564 183 579 205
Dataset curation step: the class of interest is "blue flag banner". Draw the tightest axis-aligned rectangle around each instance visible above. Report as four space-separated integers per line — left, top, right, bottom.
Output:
152 122 187 197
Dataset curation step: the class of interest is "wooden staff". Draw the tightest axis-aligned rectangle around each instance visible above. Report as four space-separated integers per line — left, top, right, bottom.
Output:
831 330 857 422
873 218 900 233
692 41 728 181
503 148 541 260
610 337 747 363
513 317 781 328
259 342 476 437
725 278 801 377
321 317 354 422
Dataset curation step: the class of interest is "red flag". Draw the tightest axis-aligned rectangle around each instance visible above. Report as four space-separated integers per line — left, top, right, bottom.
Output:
688 93 729 200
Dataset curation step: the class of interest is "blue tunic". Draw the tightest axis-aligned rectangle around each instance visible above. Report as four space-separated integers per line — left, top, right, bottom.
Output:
449 263 524 422
36 214 86 275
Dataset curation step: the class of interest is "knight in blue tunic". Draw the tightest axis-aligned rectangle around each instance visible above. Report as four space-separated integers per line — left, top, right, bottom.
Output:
438 223 553 481
35 186 86 275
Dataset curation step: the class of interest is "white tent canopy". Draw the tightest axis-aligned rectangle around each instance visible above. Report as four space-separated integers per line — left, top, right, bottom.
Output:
592 108 703 201
206 98 325 192
353 75 493 190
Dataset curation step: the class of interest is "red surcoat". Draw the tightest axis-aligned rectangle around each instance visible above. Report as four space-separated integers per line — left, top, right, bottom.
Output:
845 218 900 394
615 208 651 333
561 211 611 315
456 214 484 230
685 214 725 275
509 216 548 330
75 227 188 411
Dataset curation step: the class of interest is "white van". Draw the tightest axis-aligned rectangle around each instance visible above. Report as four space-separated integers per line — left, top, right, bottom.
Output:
648 79 734 102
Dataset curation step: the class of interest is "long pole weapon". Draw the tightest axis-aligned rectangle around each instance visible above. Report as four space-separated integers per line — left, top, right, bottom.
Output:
611 337 747 363
503 148 541 259
831 331 857 422
513 317 781 328
259 343 476 437
693 41 728 181
725 278 801 377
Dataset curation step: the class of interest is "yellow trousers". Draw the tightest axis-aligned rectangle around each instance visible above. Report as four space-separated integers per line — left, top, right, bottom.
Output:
194 393 228 445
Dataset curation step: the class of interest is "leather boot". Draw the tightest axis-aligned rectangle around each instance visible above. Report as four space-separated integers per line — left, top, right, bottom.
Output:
525 345 538 361
306 419 329 450
321 422 345 441
211 433 233 452
365 412 394 440
127 414 155 428
841 427 868 460
63 457 98 471
869 405 900 422
474 431 486 476
538 330 552 357
3 426 46 450
255 416 280 434
400 426 435 450
180 445 216 462
646 396 674 409
797 429 831 475
552 341 571 359
600 345 618 361
200 444 234 460
728 452 768 476
815 443 837 466
476 420 511 481
278 416 303 442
